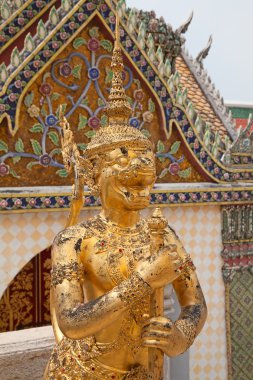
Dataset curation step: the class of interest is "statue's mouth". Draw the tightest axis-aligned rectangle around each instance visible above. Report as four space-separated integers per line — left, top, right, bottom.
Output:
107 158 156 210
124 189 149 202
125 187 150 198
120 186 151 210
116 167 156 187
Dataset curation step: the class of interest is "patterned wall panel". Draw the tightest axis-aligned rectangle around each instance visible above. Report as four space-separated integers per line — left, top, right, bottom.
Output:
221 205 253 380
229 270 253 380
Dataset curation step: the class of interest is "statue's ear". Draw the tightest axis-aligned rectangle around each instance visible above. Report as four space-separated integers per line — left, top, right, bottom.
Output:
78 156 100 196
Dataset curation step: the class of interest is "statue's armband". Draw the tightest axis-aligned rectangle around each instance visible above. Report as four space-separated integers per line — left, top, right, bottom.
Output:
176 256 196 283
51 260 84 288
166 225 196 282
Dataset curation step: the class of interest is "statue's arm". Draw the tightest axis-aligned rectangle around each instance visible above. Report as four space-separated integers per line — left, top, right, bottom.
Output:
171 225 207 354
51 228 152 340
172 271 207 355
142 226 207 356
142 272 207 356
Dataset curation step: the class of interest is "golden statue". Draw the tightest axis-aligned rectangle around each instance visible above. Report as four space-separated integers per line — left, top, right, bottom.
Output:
44 16 207 380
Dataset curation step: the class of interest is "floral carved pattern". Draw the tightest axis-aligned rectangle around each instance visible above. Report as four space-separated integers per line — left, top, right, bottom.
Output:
0 261 33 331
0 247 52 332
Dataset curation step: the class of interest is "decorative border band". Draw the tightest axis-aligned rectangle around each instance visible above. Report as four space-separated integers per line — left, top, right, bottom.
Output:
0 186 253 213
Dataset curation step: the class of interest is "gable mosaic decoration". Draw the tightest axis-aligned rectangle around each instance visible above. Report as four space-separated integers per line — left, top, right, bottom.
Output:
0 17 167 185
1 23 161 178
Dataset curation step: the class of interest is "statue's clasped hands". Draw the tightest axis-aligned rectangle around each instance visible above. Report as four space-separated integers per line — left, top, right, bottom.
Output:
140 315 188 356
135 244 189 355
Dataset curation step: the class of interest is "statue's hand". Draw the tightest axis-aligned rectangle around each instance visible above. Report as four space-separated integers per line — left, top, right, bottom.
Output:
141 316 188 357
136 245 181 289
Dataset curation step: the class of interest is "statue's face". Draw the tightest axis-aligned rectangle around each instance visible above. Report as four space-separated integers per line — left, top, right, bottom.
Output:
99 147 156 211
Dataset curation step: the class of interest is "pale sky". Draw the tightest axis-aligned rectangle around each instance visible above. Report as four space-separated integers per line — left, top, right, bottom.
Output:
126 0 253 104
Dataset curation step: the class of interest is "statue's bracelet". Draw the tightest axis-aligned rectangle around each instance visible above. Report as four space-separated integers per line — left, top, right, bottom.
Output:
51 260 84 287
175 256 196 274
175 319 196 349
118 272 153 307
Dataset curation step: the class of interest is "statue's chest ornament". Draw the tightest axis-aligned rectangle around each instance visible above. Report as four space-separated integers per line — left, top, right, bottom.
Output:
93 219 150 286
106 244 149 286
89 217 151 355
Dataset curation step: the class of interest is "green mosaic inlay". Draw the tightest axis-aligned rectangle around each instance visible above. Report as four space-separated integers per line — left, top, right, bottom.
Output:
230 270 253 380
229 107 253 119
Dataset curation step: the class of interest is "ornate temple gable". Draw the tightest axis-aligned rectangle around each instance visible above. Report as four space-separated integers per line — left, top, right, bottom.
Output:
222 116 253 170
0 0 253 190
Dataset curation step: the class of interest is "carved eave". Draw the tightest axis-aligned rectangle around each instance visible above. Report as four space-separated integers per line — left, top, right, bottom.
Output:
179 48 237 140
122 3 237 142
0 0 60 57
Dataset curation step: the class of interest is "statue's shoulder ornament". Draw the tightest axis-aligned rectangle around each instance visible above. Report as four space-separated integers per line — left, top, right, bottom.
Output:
53 217 100 249
79 214 107 235
53 224 84 247
50 219 100 287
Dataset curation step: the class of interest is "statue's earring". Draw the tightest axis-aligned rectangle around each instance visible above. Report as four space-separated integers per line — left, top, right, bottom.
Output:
78 157 98 195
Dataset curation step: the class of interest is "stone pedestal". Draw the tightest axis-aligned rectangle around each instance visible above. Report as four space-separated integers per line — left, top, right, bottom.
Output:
0 326 54 380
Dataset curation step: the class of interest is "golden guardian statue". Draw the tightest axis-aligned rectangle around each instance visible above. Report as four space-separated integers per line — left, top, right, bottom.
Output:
44 16 207 380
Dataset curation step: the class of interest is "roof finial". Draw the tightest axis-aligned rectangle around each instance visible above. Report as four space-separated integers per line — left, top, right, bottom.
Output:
115 9 120 49
105 9 132 124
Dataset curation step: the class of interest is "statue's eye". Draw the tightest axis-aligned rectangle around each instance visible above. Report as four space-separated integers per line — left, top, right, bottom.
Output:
120 147 128 155
118 157 128 167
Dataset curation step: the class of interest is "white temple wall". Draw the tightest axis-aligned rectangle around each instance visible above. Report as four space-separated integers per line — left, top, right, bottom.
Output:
145 206 227 380
0 209 98 297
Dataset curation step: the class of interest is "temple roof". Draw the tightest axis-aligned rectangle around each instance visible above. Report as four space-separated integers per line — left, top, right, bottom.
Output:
0 0 236 142
0 0 252 189
132 7 236 140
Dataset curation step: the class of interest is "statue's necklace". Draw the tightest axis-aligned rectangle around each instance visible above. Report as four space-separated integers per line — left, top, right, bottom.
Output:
108 229 149 286
95 216 150 286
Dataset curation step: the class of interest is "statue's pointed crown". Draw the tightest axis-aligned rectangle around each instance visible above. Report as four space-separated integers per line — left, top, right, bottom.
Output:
85 14 152 158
